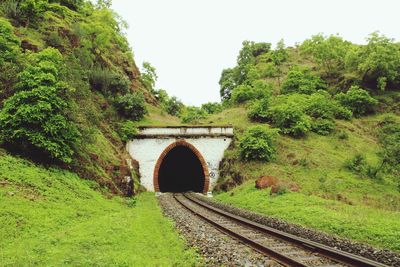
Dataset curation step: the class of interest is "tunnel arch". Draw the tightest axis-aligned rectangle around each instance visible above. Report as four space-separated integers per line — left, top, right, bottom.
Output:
153 140 210 193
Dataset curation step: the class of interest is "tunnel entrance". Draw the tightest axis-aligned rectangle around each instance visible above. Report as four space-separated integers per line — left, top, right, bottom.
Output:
157 145 207 193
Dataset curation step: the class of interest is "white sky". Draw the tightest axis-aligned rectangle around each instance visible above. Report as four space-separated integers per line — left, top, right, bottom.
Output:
111 0 400 106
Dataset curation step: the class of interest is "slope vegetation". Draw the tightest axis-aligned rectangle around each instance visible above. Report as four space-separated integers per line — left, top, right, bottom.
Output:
201 36 400 251
0 150 199 265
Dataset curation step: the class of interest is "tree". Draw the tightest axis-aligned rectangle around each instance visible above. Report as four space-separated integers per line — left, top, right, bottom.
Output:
271 39 288 85
219 67 238 100
301 34 351 77
141 61 158 91
356 32 400 90
236 41 271 84
0 48 80 163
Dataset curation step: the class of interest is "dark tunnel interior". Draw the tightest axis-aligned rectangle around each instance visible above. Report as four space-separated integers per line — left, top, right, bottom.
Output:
158 146 205 192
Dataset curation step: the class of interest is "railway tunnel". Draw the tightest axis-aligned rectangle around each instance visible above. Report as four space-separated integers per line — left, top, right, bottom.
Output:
126 126 234 195
157 145 206 193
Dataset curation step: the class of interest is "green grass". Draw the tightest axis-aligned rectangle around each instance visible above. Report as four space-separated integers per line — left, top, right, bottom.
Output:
136 104 182 126
204 107 400 251
215 183 400 252
0 153 200 266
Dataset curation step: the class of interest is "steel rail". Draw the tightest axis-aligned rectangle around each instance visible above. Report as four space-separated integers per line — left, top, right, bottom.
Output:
183 193 389 267
174 193 307 267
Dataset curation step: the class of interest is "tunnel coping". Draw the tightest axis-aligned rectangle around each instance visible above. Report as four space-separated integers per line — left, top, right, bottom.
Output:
153 140 210 194
136 126 234 139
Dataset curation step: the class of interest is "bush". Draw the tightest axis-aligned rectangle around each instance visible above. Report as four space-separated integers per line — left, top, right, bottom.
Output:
334 86 378 116
344 154 366 173
333 104 353 120
247 97 270 122
239 126 278 161
180 106 207 123
281 67 326 95
119 121 138 142
337 130 349 140
201 102 222 114
311 119 335 135
378 118 400 172
231 80 273 104
115 92 148 121
0 48 80 163
344 154 382 180
164 96 184 116
0 18 21 100
231 84 254 103
268 104 311 137
89 67 130 95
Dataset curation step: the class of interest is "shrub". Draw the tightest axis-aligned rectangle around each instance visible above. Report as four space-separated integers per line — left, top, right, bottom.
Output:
231 80 273 104
333 104 353 120
231 84 254 103
268 104 311 137
305 92 335 119
247 97 270 122
180 106 207 123
281 67 326 95
164 96 184 116
0 18 21 100
337 130 349 140
334 86 378 116
89 67 130 95
344 154 366 173
344 154 382 180
378 118 400 172
119 121 138 142
0 48 80 163
311 119 335 135
239 126 278 161
201 102 222 114
115 92 148 121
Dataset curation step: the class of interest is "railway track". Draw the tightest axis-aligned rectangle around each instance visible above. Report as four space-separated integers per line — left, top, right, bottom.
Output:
173 193 388 267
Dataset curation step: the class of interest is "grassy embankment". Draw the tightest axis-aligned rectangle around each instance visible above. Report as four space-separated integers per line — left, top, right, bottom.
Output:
0 151 200 266
204 107 400 252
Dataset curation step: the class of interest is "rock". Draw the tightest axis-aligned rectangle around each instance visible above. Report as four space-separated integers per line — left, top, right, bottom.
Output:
255 176 278 189
21 40 39 52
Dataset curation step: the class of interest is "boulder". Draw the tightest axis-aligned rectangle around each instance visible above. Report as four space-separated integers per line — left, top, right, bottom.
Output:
255 175 278 189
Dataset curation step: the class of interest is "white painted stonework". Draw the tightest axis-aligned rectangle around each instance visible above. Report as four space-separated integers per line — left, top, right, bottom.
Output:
126 126 233 193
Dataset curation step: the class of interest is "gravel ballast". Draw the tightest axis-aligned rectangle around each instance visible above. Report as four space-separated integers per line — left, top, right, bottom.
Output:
158 193 282 266
191 193 400 267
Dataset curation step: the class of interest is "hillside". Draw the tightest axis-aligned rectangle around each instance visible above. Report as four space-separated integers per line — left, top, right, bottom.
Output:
0 150 199 265
0 0 184 195
196 37 400 252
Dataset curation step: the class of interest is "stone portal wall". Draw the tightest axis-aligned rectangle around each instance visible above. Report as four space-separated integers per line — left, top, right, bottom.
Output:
126 126 233 193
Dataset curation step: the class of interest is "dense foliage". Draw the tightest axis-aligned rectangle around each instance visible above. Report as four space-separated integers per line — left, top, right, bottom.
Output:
281 67 326 95
334 86 378 116
0 0 161 191
115 92 148 121
0 18 21 100
180 106 207 123
119 120 138 142
0 48 80 163
239 126 278 161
